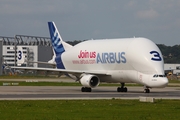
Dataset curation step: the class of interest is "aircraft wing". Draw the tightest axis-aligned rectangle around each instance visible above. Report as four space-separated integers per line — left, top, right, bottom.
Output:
11 66 110 76
25 61 56 65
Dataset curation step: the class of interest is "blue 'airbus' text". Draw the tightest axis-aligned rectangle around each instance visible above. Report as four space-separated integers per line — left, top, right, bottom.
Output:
96 52 126 64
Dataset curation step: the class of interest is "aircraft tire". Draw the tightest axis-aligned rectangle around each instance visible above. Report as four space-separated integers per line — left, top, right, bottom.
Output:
81 87 92 92
81 87 85 92
123 87 127 92
117 87 122 92
117 87 127 92
87 88 92 92
144 89 150 93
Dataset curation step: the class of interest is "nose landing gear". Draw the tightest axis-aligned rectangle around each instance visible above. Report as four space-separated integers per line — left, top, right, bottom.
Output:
144 86 150 93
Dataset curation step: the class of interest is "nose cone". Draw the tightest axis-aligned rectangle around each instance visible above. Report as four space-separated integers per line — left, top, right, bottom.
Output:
163 77 169 87
158 77 169 88
148 77 169 88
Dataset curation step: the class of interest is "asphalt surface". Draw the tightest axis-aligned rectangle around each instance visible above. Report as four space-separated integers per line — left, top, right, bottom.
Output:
0 86 180 100
0 78 180 100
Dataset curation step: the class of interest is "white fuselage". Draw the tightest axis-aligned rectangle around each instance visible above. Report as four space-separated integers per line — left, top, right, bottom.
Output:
59 38 168 88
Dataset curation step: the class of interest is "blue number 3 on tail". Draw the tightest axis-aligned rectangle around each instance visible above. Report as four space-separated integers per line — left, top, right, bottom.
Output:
150 51 162 61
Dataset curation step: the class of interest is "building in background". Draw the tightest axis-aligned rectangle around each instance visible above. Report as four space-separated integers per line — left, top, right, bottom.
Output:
164 64 180 80
0 35 53 75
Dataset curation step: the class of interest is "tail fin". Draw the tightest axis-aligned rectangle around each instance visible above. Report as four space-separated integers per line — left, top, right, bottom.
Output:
48 21 72 69
48 22 66 56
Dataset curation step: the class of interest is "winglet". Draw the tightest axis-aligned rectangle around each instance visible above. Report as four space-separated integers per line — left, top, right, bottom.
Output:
48 22 65 56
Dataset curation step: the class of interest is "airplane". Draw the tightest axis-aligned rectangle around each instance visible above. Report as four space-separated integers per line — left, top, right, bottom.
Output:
13 21 168 93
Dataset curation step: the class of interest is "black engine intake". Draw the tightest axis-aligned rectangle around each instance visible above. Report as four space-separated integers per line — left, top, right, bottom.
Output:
80 74 100 88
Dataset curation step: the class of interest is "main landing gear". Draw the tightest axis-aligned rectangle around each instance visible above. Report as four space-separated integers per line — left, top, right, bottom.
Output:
117 83 127 92
144 86 150 93
81 87 92 92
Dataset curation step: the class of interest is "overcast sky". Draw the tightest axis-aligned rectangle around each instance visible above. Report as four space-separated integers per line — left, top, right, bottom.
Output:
0 0 180 46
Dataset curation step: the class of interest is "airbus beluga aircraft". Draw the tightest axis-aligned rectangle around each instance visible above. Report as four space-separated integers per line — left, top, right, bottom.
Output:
14 21 168 93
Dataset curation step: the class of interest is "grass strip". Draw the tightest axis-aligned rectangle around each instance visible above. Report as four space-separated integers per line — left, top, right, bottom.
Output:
0 81 81 86
0 99 180 120
0 81 142 86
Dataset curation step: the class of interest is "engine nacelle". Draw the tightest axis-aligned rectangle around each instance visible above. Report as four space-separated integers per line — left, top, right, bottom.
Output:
80 74 100 88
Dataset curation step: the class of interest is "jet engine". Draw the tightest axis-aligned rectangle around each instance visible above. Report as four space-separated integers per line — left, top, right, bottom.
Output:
80 74 100 88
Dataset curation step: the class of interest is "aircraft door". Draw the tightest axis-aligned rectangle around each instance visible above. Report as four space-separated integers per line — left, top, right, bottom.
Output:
137 72 150 85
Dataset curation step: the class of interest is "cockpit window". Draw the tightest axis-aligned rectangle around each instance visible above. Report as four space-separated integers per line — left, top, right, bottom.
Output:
153 74 166 77
153 74 158 77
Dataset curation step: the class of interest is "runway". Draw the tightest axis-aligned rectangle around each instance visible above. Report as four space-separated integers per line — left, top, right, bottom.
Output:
0 86 180 100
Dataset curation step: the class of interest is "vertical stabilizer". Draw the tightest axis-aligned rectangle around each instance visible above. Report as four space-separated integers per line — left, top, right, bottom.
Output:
48 22 67 56
48 21 72 69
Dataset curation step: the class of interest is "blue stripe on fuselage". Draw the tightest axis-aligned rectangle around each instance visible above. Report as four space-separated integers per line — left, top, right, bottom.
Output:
55 55 65 69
